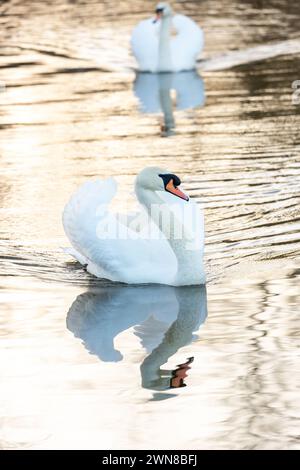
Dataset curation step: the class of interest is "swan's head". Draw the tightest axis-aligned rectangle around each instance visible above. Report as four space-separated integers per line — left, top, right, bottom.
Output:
136 166 189 201
153 2 173 22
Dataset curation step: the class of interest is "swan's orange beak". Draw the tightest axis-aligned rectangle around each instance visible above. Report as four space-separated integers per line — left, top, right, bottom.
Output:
153 13 162 23
153 8 163 23
166 179 189 201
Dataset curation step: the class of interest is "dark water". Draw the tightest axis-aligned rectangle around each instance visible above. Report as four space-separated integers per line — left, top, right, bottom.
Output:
0 0 300 449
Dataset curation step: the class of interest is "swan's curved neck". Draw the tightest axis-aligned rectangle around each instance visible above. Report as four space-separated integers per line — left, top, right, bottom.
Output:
140 287 205 389
136 188 203 284
158 16 173 72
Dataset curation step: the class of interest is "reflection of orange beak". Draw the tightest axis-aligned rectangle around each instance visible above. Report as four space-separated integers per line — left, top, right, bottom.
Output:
153 12 162 23
166 179 189 201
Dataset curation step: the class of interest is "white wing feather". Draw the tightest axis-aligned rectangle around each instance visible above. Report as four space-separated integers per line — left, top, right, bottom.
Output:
171 15 204 71
131 14 204 72
62 178 177 284
131 18 159 72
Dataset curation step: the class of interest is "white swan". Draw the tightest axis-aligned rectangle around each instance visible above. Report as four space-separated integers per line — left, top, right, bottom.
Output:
131 2 204 73
62 166 205 286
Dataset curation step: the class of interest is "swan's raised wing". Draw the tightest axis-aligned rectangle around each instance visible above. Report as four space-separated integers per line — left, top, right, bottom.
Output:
62 178 177 284
171 14 204 70
131 18 159 72
63 177 117 258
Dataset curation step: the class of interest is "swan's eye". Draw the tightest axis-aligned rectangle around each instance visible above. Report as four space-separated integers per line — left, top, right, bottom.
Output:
172 175 181 187
155 8 164 13
159 173 181 188
158 173 189 201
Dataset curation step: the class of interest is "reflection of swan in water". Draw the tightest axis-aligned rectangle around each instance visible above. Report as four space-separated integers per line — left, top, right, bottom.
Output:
67 285 207 391
134 71 205 136
139 286 207 390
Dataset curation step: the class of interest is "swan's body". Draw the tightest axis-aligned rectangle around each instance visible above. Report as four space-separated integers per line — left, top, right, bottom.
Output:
131 2 204 73
63 167 205 286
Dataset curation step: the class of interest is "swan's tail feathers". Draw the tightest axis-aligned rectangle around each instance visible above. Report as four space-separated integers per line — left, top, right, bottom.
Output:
62 178 118 271
62 246 88 266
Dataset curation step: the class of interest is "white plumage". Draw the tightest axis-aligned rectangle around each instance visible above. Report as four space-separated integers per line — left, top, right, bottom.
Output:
63 178 176 284
131 3 204 73
62 167 205 286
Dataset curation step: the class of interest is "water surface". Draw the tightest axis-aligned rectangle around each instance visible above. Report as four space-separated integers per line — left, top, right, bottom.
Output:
0 0 300 450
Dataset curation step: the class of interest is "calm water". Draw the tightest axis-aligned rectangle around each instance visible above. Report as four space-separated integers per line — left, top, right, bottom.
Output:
1 0 300 450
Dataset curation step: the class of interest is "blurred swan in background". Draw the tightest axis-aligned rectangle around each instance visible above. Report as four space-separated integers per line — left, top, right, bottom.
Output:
131 2 204 72
67 285 207 391
63 167 205 286
134 70 205 135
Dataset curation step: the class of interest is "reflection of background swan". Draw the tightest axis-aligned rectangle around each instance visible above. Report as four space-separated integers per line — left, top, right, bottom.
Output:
134 71 205 135
67 285 207 391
